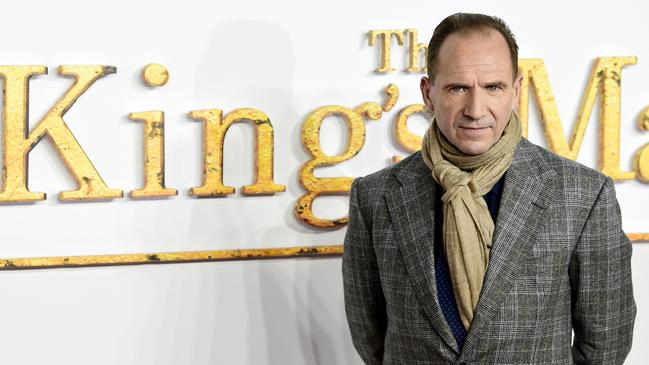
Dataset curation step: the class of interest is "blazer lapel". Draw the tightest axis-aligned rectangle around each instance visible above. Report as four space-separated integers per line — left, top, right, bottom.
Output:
385 154 460 353
460 139 557 356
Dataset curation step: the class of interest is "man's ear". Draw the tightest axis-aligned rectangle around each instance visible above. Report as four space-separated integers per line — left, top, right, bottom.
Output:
512 73 523 109
420 76 434 113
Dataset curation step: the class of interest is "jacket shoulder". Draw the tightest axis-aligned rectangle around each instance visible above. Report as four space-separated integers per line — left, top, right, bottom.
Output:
523 139 606 178
351 152 426 223
354 152 423 195
517 139 609 200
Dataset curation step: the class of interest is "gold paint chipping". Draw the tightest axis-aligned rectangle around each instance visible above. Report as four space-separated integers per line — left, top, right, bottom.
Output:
368 30 404 73
0 65 123 202
0 245 344 270
142 63 169 87
295 85 401 227
188 108 285 196
129 111 178 198
405 29 427 73
517 57 637 181
296 95 388 227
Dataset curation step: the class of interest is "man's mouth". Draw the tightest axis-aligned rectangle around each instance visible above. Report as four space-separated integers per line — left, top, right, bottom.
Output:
458 125 491 137
459 125 490 130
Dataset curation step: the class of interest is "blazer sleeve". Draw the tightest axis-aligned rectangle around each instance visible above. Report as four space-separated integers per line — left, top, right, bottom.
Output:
342 177 387 365
570 176 636 364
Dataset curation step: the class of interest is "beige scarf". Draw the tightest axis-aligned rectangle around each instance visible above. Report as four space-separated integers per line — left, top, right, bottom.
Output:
421 113 521 330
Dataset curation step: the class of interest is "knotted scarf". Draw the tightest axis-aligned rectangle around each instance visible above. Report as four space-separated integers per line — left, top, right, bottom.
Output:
420 113 521 329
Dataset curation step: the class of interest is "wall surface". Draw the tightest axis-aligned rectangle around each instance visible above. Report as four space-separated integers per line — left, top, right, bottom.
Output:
0 0 647 363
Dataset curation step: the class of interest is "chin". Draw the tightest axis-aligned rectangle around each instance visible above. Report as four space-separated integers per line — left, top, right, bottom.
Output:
457 142 491 156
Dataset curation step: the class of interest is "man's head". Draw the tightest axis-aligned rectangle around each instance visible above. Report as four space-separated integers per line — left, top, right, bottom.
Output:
420 13 522 155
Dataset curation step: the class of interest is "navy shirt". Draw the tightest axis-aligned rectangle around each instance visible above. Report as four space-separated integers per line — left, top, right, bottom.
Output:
433 175 506 349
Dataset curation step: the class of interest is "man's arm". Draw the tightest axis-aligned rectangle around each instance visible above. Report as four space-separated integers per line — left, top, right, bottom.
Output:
570 177 636 364
342 177 387 365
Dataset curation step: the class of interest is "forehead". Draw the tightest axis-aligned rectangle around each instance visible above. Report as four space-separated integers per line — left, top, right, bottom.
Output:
435 30 513 83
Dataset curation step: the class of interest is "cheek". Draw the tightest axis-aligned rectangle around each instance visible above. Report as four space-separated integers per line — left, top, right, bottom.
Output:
433 110 455 133
436 99 462 120
492 99 514 120
492 113 511 137
499 92 518 111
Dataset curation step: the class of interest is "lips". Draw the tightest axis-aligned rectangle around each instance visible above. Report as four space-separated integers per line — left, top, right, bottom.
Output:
458 126 490 132
459 126 489 130
458 126 490 137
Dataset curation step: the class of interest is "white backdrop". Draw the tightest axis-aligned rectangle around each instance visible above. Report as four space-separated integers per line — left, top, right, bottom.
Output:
0 0 647 363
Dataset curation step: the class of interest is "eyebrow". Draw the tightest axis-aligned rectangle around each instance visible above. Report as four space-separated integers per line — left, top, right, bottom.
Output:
441 80 509 90
485 81 508 88
442 83 470 90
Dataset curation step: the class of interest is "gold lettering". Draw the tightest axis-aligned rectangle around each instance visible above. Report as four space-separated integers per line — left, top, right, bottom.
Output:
189 108 285 197
634 144 649 182
634 106 649 182
296 96 385 227
129 111 177 198
382 83 399 112
393 103 427 163
141 63 169 87
368 30 404 73
518 57 636 181
0 65 123 202
405 29 427 73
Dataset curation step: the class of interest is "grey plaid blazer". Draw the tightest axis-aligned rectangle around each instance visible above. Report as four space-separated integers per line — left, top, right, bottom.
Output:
342 138 636 364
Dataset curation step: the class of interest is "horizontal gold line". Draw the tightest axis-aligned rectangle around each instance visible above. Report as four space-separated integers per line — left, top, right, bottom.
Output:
628 233 649 242
0 232 647 270
0 245 344 270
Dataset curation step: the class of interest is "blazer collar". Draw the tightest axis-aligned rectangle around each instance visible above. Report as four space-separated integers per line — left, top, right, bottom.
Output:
386 154 459 351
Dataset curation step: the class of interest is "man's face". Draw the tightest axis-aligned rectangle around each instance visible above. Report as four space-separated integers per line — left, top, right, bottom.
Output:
420 30 522 155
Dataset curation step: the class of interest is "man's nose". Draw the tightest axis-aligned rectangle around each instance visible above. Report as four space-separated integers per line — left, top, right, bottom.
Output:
463 89 488 120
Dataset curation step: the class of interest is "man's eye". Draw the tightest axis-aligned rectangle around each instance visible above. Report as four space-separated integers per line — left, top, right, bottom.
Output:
449 86 467 93
486 85 503 92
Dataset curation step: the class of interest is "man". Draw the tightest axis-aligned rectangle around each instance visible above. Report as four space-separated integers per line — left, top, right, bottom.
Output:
342 13 636 364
